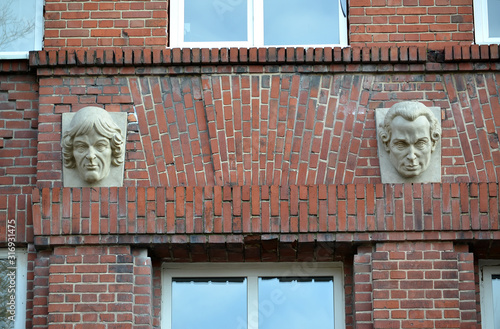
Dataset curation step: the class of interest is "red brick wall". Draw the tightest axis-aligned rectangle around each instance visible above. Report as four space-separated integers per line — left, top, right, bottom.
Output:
44 0 167 49
32 184 500 239
44 245 152 329
24 47 500 328
349 0 474 48
33 249 51 329
33 48 500 188
1 41 499 328
0 63 38 243
41 0 477 50
354 242 477 329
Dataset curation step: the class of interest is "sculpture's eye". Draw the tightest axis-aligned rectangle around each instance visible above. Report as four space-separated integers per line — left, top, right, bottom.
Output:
95 141 109 152
74 143 88 153
415 139 428 149
393 141 408 150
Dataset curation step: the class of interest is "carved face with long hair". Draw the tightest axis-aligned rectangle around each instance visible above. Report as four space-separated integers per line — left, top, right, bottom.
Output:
61 107 124 184
379 101 441 178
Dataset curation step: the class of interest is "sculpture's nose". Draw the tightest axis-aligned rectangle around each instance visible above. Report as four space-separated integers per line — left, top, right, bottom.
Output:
406 146 417 162
86 147 96 160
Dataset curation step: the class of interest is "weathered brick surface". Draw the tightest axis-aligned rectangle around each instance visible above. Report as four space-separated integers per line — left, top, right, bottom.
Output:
349 0 474 48
33 250 51 329
0 13 499 327
44 0 167 49
355 242 477 329
32 184 500 238
0 71 38 243
46 246 152 329
35 67 500 187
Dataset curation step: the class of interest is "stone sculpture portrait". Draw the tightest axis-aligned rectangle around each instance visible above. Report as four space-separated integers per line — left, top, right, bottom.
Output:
61 106 127 187
376 101 442 183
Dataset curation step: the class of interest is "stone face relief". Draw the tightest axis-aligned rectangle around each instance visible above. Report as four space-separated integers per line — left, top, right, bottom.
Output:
61 106 127 187
376 101 442 183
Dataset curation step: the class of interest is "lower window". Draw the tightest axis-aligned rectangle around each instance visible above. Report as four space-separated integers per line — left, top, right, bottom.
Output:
162 262 345 329
473 0 500 44
0 248 27 329
0 0 44 59
479 261 500 329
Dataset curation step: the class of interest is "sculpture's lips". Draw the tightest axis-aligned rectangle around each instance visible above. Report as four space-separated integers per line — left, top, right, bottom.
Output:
86 165 98 170
404 165 419 171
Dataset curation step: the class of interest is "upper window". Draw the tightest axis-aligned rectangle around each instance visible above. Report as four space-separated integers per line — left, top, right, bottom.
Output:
170 0 348 48
473 0 500 44
0 0 44 59
162 262 345 329
479 261 500 329
0 248 28 329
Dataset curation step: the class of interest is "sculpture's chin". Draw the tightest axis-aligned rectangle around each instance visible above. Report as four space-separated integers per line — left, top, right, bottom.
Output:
398 170 422 178
82 171 103 184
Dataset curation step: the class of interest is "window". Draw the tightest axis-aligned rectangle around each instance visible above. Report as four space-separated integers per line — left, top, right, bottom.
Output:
162 262 345 329
480 261 500 329
170 0 348 48
0 0 44 59
0 248 28 329
473 0 500 44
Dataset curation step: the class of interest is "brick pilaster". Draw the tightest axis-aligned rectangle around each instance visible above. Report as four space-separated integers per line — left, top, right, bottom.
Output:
46 246 153 329
354 245 374 329
370 242 477 329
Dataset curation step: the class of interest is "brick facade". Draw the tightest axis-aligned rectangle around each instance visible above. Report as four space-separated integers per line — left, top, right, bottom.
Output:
0 0 499 328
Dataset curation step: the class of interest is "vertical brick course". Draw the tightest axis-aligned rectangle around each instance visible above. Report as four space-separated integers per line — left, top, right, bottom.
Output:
33 184 500 237
35 71 500 187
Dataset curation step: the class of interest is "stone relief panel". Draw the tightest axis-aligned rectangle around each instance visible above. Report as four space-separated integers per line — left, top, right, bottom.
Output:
376 101 442 183
61 106 127 187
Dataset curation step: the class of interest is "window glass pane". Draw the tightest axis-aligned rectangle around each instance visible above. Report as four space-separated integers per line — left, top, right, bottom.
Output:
0 0 39 52
264 0 340 46
0 259 15 329
172 277 247 329
488 0 500 38
493 275 500 329
184 0 248 42
258 277 334 329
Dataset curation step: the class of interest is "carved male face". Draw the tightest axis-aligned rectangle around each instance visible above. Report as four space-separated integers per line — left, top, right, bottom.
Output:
387 115 434 178
62 106 125 186
73 131 112 184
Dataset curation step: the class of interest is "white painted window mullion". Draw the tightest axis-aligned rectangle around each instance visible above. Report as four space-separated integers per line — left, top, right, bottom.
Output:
247 275 259 329
252 0 264 47
170 0 182 46
337 0 348 47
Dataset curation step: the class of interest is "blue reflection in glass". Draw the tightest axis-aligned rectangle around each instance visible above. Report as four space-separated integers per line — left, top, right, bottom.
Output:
0 0 39 52
172 277 247 329
184 0 248 42
493 275 500 329
488 0 500 37
258 277 334 329
264 0 340 45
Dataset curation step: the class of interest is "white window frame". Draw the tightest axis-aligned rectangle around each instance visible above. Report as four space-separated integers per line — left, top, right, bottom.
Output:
0 248 28 329
0 0 44 60
479 260 500 329
161 262 345 329
473 0 500 44
170 0 348 48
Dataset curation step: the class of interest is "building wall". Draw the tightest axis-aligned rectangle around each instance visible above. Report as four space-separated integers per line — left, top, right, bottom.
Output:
0 0 499 328
42 0 475 49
